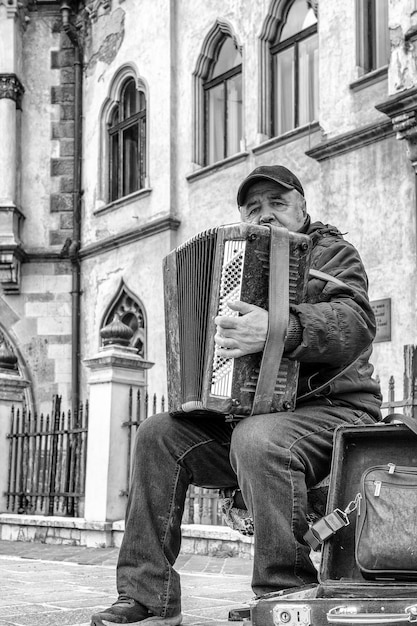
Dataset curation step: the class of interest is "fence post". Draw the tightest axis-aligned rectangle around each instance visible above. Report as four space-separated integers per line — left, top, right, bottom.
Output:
0 369 30 513
403 344 417 418
83 335 153 522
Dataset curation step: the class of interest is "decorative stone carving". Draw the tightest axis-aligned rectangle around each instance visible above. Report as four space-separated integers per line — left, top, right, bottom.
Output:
307 0 319 19
393 111 417 166
84 0 117 22
376 87 417 172
0 247 24 294
0 331 18 371
0 207 25 293
0 0 29 29
0 74 25 110
100 313 134 347
1 0 20 18
101 280 146 356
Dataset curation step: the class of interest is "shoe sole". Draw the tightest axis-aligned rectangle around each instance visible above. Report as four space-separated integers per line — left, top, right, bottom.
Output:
92 613 182 626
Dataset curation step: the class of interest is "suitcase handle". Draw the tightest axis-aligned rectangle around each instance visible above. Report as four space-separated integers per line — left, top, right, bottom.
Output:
327 605 417 624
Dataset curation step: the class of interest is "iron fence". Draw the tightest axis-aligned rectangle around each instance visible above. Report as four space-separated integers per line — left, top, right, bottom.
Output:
121 388 165 496
182 486 225 525
6 345 415 524
121 388 226 525
5 395 88 517
378 344 417 418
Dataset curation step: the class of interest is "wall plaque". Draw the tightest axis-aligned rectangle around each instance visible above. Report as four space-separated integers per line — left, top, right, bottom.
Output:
371 298 391 343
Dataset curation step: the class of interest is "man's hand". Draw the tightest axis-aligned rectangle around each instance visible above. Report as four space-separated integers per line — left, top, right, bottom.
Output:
214 301 268 358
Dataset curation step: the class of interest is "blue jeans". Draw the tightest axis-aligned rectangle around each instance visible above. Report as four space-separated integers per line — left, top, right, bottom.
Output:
116 403 377 617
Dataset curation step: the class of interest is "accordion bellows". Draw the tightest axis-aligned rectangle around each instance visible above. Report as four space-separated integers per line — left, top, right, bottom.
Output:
163 223 311 418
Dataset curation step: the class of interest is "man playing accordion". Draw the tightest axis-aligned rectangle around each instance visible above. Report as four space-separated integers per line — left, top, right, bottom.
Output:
91 165 382 626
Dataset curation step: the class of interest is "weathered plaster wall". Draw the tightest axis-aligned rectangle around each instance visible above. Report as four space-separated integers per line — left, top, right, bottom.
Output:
75 0 417 405
318 0 389 137
80 230 173 400
317 138 416 396
82 1 174 241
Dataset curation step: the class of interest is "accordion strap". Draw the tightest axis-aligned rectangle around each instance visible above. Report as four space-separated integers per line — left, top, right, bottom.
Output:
252 225 289 415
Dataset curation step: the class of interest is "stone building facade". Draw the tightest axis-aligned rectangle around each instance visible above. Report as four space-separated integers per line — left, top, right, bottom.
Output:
0 0 416 415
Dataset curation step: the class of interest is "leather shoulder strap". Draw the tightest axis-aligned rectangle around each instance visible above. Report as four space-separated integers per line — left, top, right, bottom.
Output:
251 225 289 415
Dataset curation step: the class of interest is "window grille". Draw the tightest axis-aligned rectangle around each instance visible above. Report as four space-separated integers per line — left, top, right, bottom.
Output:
203 37 242 165
271 0 318 136
356 0 390 75
108 78 146 202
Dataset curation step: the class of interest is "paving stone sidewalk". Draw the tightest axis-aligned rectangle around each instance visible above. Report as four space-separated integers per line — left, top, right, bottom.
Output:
0 541 253 626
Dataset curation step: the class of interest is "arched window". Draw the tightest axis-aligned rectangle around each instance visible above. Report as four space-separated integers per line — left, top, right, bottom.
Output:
270 0 318 136
202 35 242 165
108 78 146 202
193 21 243 166
356 0 390 75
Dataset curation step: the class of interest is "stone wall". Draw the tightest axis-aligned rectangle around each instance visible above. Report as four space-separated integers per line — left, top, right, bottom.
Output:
1 9 74 413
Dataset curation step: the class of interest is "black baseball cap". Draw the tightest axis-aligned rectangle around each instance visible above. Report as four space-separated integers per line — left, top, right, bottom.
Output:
237 165 304 206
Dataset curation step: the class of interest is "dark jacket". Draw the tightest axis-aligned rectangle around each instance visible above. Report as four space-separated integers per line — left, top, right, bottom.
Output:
288 219 382 419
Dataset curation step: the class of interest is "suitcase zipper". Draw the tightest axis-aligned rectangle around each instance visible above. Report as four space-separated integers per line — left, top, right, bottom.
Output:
370 479 417 497
363 464 417 499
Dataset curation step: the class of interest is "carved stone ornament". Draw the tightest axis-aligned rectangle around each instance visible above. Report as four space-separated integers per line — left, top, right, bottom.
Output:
84 0 112 22
0 331 18 371
0 74 25 110
392 111 417 165
1 0 19 17
101 280 146 355
0 0 29 26
0 246 25 294
392 110 417 139
376 87 417 172
100 313 134 347
307 0 319 18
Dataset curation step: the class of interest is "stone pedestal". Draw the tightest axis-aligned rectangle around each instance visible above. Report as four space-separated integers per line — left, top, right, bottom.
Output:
83 344 153 523
0 369 30 513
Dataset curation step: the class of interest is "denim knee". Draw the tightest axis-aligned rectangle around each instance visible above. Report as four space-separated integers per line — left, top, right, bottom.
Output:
230 416 288 474
133 412 173 455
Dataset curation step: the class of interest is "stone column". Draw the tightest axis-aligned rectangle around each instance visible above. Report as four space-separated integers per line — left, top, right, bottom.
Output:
0 0 26 293
83 317 154 522
0 341 30 513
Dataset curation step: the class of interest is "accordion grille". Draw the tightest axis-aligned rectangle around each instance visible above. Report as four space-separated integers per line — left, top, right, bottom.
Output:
176 230 217 403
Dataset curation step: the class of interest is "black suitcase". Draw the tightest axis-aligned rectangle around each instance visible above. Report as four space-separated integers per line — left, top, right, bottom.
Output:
251 423 417 626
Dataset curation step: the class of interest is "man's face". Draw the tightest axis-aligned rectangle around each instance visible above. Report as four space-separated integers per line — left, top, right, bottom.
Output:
239 180 306 232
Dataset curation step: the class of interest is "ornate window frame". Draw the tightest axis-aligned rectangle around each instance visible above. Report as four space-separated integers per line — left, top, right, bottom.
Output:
258 0 318 138
192 19 243 166
98 64 149 206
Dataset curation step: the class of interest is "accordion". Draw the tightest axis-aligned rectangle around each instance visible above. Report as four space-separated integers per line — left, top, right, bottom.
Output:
163 223 311 418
